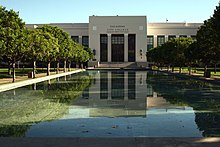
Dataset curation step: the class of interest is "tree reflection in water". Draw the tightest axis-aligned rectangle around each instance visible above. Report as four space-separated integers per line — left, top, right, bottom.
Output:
0 72 92 137
147 71 220 137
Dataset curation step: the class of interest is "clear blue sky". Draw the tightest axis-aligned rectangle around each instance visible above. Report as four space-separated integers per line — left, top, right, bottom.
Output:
1 0 219 24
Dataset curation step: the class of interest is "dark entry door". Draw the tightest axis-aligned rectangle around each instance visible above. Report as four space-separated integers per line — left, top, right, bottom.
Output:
111 34 124 62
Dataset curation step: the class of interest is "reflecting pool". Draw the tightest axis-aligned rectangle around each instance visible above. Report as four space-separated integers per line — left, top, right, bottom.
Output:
0 70 220 137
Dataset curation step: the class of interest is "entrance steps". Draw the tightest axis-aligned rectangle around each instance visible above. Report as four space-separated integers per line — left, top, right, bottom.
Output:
98 62 137 68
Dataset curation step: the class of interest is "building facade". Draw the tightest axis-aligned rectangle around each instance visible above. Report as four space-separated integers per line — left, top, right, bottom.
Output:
26 16 202 67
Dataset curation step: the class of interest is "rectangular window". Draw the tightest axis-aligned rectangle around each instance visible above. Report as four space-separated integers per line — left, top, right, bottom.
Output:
179 35 187 38
111 36 124 44
100 71 108 99
128 34 136 62
112 71 124 100
168 35 176 40
100 34 108 62
157 36 165 46
128 72 136 100
191 35 196 40
71 36 79 43
82 36 89 47
147 36 154 50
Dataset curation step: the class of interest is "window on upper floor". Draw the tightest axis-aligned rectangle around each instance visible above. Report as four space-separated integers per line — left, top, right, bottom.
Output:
71 36 79 43
168 35 176 40
191 35 196 40
82 36 89 47
179 35 187 38
157 36 165 46
147 36 154 50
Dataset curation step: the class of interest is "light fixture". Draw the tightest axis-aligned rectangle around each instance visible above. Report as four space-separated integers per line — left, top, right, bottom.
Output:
140 49 143 56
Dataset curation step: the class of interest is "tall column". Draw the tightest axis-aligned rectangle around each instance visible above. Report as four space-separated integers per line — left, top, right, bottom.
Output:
108 34 111 62
108 71 111 100
79 36 82 45
154 35 157 48
165 35 168 42
124 34 128 62
124 72 128 100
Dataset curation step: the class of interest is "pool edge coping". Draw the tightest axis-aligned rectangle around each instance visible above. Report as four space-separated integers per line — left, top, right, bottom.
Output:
0 137 219 147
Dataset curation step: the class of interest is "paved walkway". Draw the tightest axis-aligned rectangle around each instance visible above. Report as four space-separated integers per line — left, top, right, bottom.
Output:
0 69 85 92
0 137 220 147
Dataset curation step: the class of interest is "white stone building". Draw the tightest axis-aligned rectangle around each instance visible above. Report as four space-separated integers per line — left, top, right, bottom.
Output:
26 16 202 67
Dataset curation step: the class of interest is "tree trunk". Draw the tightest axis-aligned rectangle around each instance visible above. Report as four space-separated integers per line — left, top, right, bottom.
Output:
204 65 211 78
214 64 217 73
79 62 82 69
56 61 59 74
64 60 67 72
48 80 51 89
179 67 182 73
204 65 207 72
47 62 50 76
8 62 11 75
12 62 16 83
32 83 37 90
17 61 20 69
33 61 36 78
172 66 174 72
68 61 71 71
188 66 192 75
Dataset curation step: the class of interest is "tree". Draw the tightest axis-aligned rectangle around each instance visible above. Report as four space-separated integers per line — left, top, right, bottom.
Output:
196 19 216 72
84 46 94 61
196 3 220 76
72 43 90 68
0 6 28 82
171 38 194 73
185 41 198 75
37 25 71 73
147 37 194 73
62 37 74 72
27 29 55 78
37 26 60 76
208 3 220 73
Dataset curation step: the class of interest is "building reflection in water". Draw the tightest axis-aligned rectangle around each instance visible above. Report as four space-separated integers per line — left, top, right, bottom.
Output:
78 71 148 117
78 71 192 118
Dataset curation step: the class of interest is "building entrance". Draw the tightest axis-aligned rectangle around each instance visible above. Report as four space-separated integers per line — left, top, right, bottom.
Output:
111 34 124 62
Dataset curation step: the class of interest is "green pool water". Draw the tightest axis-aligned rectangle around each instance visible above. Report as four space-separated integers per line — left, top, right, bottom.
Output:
0 70 220 137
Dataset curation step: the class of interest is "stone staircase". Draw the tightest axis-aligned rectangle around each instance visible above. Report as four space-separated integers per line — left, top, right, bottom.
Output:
98 62 137 68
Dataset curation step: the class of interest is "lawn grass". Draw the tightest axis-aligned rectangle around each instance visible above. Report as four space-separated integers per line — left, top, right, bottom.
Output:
153 66 220 77
0 68 58 77
0 67 75 85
